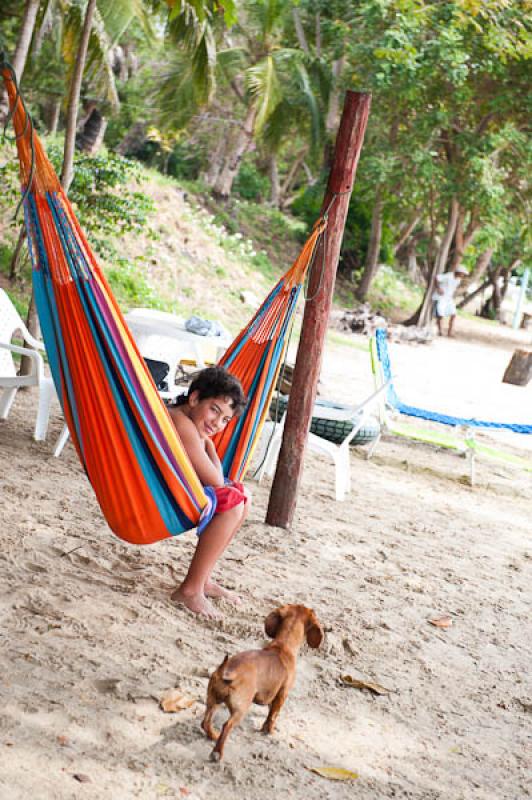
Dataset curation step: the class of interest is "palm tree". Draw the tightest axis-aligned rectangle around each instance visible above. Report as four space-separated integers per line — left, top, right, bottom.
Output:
157 0 325 198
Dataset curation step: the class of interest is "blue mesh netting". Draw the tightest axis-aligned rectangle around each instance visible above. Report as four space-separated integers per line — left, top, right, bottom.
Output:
375 329 532 435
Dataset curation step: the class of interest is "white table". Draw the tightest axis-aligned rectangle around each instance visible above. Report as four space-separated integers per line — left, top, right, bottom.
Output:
125 308 230 370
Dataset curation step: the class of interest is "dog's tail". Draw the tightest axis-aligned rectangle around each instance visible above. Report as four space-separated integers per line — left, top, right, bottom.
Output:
219 654 238 683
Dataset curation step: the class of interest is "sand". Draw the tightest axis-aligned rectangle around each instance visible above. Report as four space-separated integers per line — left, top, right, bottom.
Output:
1 319 531 800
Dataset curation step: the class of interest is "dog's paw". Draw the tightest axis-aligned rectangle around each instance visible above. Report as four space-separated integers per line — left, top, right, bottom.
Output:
209 749 222 763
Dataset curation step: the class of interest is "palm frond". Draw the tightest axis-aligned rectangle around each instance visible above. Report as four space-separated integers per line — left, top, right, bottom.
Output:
167 0 237 27
98 0 155 46
246 54 281 133
156 51 209 130
294 61 321 151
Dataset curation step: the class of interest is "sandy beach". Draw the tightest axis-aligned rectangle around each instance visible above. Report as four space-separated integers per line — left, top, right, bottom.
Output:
1 319 531 800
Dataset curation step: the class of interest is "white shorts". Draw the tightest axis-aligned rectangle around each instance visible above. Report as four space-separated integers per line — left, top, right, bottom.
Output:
434 297 456 318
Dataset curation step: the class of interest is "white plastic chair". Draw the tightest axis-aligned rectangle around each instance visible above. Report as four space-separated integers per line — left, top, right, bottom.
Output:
0 288 56 441
253 380 391 501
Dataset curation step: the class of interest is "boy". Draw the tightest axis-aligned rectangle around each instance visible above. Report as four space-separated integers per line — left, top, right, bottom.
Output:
168 366 250 618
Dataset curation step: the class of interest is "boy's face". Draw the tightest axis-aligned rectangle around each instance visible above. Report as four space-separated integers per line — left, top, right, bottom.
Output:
188 392 236 439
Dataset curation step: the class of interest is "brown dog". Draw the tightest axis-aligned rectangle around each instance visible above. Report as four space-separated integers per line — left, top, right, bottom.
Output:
201 604 323 760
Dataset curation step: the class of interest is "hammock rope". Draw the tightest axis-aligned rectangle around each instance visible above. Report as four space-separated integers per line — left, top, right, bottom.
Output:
1 62 328 545
375 329 532 435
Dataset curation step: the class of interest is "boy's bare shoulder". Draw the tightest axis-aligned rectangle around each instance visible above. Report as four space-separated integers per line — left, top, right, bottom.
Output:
169 406 199 439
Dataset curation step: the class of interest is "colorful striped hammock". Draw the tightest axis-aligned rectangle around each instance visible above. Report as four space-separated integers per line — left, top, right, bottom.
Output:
2 65 326 546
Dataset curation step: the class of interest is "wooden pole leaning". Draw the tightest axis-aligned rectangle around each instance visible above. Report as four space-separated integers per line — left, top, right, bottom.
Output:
265 91 371 529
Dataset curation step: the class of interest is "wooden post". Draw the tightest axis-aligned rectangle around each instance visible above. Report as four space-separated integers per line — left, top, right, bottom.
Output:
265 91 371 528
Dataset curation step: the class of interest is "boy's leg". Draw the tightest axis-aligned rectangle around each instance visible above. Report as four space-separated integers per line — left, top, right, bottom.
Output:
204 489 252 602
172 502 245 617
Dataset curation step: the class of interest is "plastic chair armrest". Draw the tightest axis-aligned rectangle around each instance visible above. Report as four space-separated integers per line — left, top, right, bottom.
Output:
342 378 392 448
23 333 45 351
0 341 44 377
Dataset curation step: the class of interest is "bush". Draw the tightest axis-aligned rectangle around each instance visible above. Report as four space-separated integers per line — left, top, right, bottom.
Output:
1 138 155 260
233 161 270 202
48 146 155 257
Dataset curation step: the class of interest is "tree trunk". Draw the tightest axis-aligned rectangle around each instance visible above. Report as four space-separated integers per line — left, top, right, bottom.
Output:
325 56 346 135
468 247 494 285
211 105 257 198
46 98 61 134
278 148 307 208
202 130 226 188
315 13 321 57
457 276 492 310
450 209 479 271
480 264 513 320
76 107 108 154
502 350 532 386
355 186 383 302
9 226 27 280
0 0 40 122
269 154 280 207
61 0 97 193
404 197 459 327
292 8 310 55
406 236 423 282
117 121 146 156
393 213 420 256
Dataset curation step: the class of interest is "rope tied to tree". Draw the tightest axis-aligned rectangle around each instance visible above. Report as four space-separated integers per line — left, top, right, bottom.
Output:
0 56 36 219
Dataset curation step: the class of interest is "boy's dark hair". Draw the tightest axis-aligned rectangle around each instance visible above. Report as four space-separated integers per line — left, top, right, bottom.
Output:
176 366 247 416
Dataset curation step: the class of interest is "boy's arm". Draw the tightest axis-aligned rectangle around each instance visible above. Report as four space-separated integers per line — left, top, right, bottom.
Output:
205 438 223 473
169 410 224 487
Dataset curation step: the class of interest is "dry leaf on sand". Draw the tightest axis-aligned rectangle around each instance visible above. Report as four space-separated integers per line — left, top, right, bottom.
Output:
159 689 195 713
309 766 359 781
428 616 453 628
339 675 392 695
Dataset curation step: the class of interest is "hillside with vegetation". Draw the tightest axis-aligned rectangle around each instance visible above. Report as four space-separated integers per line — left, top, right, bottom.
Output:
0 138 422 334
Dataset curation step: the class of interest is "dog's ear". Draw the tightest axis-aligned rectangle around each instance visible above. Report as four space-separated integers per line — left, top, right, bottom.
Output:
306 617 324 649
264 610 282 638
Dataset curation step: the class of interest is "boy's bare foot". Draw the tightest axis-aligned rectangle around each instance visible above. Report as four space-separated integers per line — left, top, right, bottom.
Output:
171 586 221 618
204 581 242 605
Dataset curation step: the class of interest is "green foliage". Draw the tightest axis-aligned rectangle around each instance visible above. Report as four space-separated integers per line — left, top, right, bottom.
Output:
45 142 155 257
291 180 396 272
3 0 530 315
369 265 423 315
106 259 160 308
167 142 204 180
0 244 13 278
233 160 270 201
1 140 154 260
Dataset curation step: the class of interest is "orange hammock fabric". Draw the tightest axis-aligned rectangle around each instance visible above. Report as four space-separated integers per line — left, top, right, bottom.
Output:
2 64 326 545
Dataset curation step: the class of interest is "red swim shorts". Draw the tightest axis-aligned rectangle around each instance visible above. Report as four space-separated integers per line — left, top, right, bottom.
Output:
214 481 248 513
